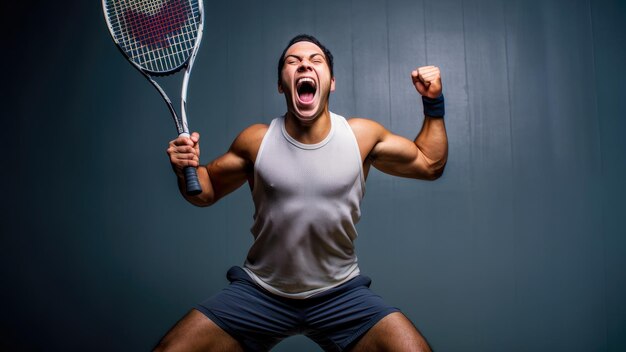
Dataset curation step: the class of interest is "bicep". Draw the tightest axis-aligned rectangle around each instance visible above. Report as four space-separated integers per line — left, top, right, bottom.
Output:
204 123 267 202
206 150 250 201
370 131 432 179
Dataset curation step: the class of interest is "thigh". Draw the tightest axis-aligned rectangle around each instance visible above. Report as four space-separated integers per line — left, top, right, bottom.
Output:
350 312 432 352
153 309 244 352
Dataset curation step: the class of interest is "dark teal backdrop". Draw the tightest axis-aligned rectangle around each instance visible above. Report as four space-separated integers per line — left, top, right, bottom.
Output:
2 0 625 351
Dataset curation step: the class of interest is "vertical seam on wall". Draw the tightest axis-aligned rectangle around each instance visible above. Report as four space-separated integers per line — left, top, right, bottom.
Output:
422 0 429 63
502 0 517 306
350 0 357 115
261 3 267 119
384 0 395 193
226 2 232 132
461 0 471 167
502 4 515 181
385 0 392 130
460 0 476 259
498 0 521 335
587 0 608 348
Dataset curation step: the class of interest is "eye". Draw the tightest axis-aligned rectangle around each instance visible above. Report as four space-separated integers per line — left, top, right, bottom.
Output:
312 57 324 64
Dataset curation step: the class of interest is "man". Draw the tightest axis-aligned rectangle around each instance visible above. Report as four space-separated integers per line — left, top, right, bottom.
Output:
157 34 447 351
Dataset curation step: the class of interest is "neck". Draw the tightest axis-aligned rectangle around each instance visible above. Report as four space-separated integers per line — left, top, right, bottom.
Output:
284 108 331 144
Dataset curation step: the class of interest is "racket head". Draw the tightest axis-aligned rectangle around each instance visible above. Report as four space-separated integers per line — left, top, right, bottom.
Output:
103 0 203 76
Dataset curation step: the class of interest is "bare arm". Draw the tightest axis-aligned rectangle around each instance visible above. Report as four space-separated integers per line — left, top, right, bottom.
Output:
167 124 267 206
369 117 447 180
351 66 448 180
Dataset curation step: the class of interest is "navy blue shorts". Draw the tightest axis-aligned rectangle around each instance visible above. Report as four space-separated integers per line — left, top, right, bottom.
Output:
195 266 399 352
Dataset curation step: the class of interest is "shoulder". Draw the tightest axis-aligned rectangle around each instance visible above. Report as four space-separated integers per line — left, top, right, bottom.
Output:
347 117 387 142
347 117 383 129
346 117 390 161
230 123 269 163
236 123 269 143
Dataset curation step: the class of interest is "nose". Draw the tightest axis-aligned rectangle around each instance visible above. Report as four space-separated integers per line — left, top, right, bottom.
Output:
297 61 313 72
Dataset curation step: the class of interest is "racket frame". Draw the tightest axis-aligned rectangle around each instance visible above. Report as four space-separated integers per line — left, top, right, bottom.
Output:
102 0 205 195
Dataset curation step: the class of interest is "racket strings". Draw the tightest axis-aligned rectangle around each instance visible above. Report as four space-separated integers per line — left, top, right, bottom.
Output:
105 0 200 73
124 1 189 48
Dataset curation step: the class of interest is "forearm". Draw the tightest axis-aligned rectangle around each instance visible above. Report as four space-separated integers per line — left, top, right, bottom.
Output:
369 65 447 180
411 65 447 177
168 129 254 206
415 116 447 160
176 165 215 207
413 116 448 179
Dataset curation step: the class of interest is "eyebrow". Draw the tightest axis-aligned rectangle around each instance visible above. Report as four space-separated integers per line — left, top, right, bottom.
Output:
285 53 325 61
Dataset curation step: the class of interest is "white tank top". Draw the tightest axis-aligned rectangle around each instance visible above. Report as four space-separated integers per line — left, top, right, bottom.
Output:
243 112 365 299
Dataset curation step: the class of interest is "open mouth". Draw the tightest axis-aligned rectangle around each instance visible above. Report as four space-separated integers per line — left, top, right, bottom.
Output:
296 77 317 104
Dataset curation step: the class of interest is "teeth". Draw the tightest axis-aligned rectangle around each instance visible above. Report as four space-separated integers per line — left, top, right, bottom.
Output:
296 77 316 88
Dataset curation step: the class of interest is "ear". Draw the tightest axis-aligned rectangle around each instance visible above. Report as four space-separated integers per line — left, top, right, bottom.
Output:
330 76 336 92
278 82 284 94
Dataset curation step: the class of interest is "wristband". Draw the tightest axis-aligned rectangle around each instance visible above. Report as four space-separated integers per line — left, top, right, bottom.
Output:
422 94 445 117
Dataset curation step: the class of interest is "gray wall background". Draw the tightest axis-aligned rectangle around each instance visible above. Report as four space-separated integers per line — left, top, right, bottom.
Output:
2 0 625 351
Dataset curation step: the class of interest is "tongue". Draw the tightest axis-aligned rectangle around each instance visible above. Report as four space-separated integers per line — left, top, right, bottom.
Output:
299 92 315 103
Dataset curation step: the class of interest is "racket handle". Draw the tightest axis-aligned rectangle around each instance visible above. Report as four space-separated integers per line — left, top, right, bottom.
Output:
184 166 202 196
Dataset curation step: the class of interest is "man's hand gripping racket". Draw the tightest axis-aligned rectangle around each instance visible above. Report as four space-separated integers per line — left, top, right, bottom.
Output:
102 0 204 195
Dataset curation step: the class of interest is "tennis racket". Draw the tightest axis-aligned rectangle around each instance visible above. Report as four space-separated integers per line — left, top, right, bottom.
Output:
102 0 204 195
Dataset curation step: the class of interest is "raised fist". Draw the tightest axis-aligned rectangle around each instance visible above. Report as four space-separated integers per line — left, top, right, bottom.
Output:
411 66 442 99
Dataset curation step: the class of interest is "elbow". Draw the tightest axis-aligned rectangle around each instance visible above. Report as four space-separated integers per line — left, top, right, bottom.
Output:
188 198 212 207
198 194 218 207
193 200 214 207
186 191 216 207
426 168 444 181
423 158 447 181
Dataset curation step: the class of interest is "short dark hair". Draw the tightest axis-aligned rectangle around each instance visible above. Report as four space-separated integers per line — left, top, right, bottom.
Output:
277 34 334 84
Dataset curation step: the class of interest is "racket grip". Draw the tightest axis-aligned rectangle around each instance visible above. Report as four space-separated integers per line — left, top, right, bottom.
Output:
184 166 202 196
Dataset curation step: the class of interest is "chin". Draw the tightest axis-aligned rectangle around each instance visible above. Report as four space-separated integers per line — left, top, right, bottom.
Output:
291 104 324 123
291 110 318 124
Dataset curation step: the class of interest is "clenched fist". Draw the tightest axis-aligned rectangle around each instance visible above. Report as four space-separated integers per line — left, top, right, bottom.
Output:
411 66 442 99
167 132 201 177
